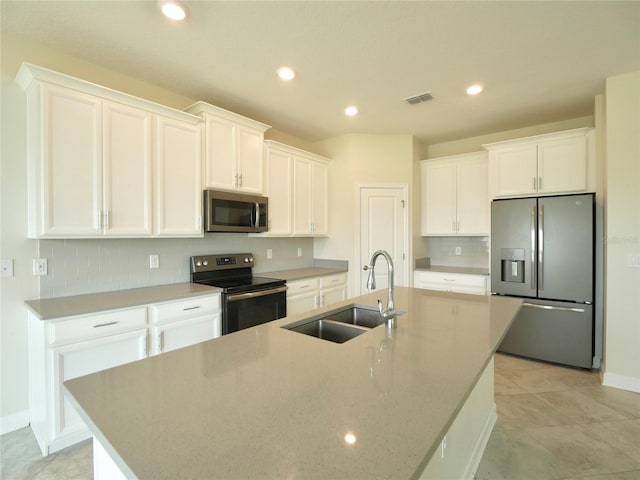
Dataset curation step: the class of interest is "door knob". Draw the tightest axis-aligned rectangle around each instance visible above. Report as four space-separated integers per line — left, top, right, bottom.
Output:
362 265 369 271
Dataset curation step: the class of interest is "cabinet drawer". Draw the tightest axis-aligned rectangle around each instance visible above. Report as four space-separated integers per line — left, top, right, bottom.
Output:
149 294 220 324
319 273 346 289
49 307 147 346
414 271 488 295
287 278 319 295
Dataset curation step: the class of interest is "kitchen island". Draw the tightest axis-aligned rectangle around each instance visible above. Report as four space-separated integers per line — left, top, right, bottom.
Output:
64 286 521 479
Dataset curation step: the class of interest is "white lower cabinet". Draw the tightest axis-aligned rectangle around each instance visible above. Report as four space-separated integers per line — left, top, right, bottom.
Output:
149 295 221 355
414 271 488 295
28 292 221 456
286 273 347 316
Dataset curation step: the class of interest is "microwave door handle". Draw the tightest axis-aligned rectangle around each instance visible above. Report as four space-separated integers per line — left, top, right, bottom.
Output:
254 202 260 228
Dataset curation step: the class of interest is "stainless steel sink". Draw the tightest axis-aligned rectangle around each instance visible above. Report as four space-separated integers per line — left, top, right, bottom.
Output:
281 304 405 343
323 305 386 328
285 319 366 344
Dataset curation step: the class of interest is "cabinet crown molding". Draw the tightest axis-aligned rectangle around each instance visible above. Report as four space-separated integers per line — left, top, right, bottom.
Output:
185 101 270 132
15 62 201 125
264 140 331 164
482 127 593 149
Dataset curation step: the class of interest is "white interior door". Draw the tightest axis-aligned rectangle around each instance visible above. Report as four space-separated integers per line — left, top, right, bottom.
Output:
359 187 408 295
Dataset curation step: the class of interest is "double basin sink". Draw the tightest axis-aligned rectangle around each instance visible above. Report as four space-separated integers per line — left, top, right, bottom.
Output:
282 304 402 343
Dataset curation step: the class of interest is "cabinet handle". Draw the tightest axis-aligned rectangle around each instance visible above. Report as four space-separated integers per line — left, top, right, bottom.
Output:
183 306 201 311
140 334 148 357
93 321 118 328
105 211 110 230
238 174 243 187
538 176 542 190
300 285 310 289
156 332 163 353
97 210 103 230
443 278 456 282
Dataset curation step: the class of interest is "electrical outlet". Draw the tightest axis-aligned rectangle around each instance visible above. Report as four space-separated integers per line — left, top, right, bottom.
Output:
267 249 273 260
297 247 302 257
455 247 462 255
33 258 47 276
149 254 159 269
1 259 14 277
628 254 640 268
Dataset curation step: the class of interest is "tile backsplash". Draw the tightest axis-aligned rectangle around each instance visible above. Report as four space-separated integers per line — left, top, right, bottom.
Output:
426 236 489 268
38 235 315 298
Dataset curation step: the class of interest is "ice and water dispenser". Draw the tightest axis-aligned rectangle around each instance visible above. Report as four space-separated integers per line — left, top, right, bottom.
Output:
500 248 525 283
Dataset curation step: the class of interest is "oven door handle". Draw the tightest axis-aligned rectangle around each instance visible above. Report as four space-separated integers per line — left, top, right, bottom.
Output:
226 285 287 302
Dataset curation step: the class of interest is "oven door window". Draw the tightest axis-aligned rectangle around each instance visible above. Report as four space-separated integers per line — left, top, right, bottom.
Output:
224 289 286 334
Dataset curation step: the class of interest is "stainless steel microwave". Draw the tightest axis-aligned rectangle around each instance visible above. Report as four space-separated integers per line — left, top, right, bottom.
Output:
203 189 268 233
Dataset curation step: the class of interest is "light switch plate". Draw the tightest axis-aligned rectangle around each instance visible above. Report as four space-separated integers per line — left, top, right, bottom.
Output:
267 249 273 260
149 254 159 269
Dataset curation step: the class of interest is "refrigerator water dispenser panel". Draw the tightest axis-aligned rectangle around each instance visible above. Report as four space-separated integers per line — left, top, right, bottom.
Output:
500 248 525 283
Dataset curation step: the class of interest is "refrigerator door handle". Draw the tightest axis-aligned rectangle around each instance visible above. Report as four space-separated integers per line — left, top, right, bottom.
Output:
538 205 544 291
530 205 536 289
522 302 586 314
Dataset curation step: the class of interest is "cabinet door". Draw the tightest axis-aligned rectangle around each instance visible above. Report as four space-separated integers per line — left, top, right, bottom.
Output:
320 285 346 308
150 314 219 355
287 291 318 316
237 126 264 194
311 162 329 235
155 116 202 236
423 162 456 235
456 156 489 235
38 84 102 237
490 144 538 197
103 101 153 236
264 148 293 235
537 135 587 194
52 329 147 442
293 157 313 235
203 115 237 190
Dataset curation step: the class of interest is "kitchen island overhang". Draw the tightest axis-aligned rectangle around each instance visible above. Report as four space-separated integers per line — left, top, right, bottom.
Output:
64 286 522 479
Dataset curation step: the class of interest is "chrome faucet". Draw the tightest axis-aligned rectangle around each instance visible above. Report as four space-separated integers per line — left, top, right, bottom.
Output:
365 250 396 328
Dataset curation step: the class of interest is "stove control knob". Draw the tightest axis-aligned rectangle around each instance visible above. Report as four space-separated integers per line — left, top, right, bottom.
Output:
196 260 202 267
203 260 209 266
244 256 252 263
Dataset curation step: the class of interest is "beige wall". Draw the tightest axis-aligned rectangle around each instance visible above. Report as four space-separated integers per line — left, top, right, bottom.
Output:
312 134 416 296
603 71 640 391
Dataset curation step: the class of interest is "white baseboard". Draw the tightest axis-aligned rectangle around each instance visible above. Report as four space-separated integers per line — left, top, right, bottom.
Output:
464 405 498 480
602 372 640 393
1 409 29 435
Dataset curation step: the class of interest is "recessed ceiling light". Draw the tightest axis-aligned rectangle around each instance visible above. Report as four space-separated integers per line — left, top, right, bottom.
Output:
466 84 484 96
345 106 358 117
159 1 188 21
277 67 295 81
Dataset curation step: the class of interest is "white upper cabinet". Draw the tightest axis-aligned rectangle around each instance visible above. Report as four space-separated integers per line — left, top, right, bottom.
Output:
28 83 104 237
485 128 594 198
154 116 202 236
16 63 203 238
184 102 270 195
103 101 153 236
263 143 293 235
421 152 489 236
262 141 330 237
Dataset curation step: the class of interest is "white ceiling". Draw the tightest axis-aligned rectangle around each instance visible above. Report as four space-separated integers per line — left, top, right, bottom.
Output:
2 1 639 145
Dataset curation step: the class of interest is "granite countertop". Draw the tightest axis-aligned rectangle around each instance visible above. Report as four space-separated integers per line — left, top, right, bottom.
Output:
262 266 347 281
415 265 490 276
64 286 521 479
25 283 222 320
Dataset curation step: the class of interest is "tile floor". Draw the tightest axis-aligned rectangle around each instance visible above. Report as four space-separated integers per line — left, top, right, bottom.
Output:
1 353 639 479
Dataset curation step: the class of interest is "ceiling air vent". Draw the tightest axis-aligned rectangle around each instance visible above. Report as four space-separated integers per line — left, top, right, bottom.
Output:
404 92 433 105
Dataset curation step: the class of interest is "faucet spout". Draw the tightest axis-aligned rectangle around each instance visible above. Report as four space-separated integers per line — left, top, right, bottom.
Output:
367 250 396 328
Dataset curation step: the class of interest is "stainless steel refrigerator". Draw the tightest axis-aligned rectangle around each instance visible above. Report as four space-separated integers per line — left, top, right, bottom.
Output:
491 193 595 368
